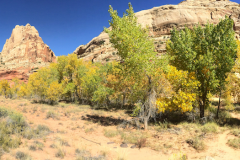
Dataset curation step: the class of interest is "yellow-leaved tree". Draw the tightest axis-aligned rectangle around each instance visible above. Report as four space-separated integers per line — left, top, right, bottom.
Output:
156 66 200 113
0 80 11 98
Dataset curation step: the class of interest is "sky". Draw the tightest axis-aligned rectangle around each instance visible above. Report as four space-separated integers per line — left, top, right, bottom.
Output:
0 0 239 56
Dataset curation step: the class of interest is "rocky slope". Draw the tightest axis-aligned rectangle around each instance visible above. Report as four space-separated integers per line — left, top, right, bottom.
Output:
74 0 240 63
0 24 56 81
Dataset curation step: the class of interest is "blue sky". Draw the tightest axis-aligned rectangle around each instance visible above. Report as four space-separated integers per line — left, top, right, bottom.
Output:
0 0 239 56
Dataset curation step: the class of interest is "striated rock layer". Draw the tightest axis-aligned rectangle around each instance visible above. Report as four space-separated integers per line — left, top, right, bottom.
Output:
0 23 56 82
74 0 240 63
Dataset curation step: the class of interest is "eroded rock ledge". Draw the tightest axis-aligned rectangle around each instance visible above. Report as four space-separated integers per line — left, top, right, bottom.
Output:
74 0 240 63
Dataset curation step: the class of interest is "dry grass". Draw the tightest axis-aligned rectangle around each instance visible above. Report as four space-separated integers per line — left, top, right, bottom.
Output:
230 128 240 137
46 110 59 120
136 137 147 149
227 138 240 149
104 129 119 138
186 136 206 151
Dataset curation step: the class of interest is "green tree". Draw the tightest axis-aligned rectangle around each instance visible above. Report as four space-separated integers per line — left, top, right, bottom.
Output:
105 3 168 130
167 16 237 118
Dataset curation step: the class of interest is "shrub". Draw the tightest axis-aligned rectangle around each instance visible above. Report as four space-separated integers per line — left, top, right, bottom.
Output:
201 122 219 133
136 137 147 149
46 111 59 119
230 128 240 137
104 129 119 138
29 145 36 151
15 151 32 160
186 136 205 151
55 148 66 159
228 138 240 149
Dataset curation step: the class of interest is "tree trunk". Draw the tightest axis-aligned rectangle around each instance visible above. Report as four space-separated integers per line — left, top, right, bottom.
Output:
216 90 222 119
122 92 126 108
143 74 153 130
144 117 148 130
200 104 205 118
199 84 208 118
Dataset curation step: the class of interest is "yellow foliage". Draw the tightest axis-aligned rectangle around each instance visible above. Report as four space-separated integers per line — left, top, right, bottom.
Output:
0 79 11 97
46 81 62 103
225 40 240 103
156 66 200 113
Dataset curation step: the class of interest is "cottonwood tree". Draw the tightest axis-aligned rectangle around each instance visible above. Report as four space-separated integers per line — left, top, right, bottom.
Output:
105 3 168 130
167 16 237 118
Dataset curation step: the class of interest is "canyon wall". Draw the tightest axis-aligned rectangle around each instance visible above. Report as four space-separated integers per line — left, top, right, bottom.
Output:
74 0 240 63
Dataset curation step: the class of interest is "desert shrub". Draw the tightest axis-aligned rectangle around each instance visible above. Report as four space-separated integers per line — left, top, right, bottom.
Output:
29 145 36 151
85 127 95 133
15 151 32 160
33 141 44 150
75 149 91 160
0 107 28 151
103 129 119 138
186 136 205 151
230 128 240 137
55 148 66 159
155 119 170 132
136 137 147 149
227 138 240 149
201 122 219 133
46 110 59 119
180 122 201 131
22 124 50 139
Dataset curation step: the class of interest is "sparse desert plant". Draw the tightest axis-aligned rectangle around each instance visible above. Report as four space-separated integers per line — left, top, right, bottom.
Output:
15 151 32 160
64 110 71 117
32 106 38 113
230 128 240 137
201 122 219 133
104 129 119 138
23 124 50 139
46 110 59 119
186 136 205 151
75 148 91 160
180 122 201 131
29 145 36 151
55 137 70 147
155 119 170 132
33 141 44 150
116 148 128 160
85 127 95 133
55 147 66 159
136 137 147 149
148 142 163 151
100 145 111 158
22 107 27 113
227 138 240 149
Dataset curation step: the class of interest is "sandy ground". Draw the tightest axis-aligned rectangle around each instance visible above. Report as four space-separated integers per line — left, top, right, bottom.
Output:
0 97 240 160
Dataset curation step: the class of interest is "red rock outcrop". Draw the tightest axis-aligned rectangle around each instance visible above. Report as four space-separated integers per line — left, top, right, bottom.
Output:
0 23 56 82
74 0 240 62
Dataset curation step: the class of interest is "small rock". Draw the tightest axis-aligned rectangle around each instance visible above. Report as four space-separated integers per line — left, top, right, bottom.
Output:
107 142 115 144
130 145 136 148
120 143 128 148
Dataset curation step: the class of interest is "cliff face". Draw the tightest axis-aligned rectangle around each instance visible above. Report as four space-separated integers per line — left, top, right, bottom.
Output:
0 24 56 81
74 0 240 62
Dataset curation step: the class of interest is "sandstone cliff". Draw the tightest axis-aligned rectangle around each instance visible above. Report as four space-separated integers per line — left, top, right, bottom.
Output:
0 24 56 81
74 0 240 62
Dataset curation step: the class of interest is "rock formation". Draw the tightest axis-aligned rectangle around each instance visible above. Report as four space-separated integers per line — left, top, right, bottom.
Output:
0 23 56 81
74 0 240 62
